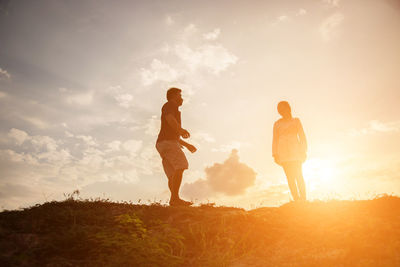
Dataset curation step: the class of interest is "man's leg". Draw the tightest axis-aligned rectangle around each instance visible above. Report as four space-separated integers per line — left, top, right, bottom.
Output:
283 162 300 201
161 158 176 202
170 169 184 201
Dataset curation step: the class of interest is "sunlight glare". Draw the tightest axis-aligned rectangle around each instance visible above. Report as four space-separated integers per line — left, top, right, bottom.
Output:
303 158 338 188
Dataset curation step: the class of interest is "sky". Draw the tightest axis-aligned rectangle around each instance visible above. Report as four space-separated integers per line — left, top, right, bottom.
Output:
0 0 399 210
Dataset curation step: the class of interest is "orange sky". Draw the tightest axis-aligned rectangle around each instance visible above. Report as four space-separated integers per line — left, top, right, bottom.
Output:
0 0 399 210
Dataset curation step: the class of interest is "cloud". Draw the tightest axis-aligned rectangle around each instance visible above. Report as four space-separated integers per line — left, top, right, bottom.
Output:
106 85 135 108
76 135 98 147
175 44 238 74
122 139 143 156
30 135 58 152
107 140 121 151
182 149 256 199
114 93 134 108
349 120 400 136
66 90 94 105
8 128 59 152
183 23 197 36
203 28 221 40
297 9 307 16
278 15 289 22
206 149 256 195
8 128 29 145
320 12 344 41
0 149 39 165
192 132 215 143
140 25 237 86
141 59 181 86
322 0 341 8
181 179 211 200
0 126 161 210
165 15 174 26
0 183 36 199
5 129 72 165
212 141 244 152
19 116 49 129
144 115 160 136
0 68 11 80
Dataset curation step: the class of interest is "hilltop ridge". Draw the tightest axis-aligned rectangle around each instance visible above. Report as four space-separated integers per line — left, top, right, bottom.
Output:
0 196 399 266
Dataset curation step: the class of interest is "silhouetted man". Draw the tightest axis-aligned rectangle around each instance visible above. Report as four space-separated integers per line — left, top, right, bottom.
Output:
156 88 197 206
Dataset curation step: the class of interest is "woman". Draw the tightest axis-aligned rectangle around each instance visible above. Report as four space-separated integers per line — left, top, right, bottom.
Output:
272 101 307 201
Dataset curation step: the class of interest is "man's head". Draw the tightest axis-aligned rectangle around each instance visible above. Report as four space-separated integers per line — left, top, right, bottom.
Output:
166 87 183 106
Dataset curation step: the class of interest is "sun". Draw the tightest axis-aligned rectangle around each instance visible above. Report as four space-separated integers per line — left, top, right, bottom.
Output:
303 158 338 188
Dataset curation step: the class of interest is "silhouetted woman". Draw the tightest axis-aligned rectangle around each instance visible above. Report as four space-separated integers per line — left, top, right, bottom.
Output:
272 101 307 201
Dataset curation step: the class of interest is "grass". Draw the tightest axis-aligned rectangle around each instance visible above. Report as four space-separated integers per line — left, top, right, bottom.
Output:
0 194 399 266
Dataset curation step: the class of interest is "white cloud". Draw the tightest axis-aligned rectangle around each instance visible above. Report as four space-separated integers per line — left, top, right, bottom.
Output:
322 0 340 7
182 149 257 199
122 139 143 155
165 15 174 26
206 149 256 195
0 68 11 80
106 85 135 108
297 9 307 16
5 129 72 165
76 135 97 146
193 132 215 143
203 28 221 40
114 93 134 108
107 140 121 151
271 15 290 25
141 59 181 86
144 115 160 136
20 116 49 129
278 15 289 22
320 12 344 41
0 149 38 165
349 120 400 136
65 131 74 138
175 44 238 74
8 128 29 145
30 135 58 152
37 148 71 163
140 25 237 87
212 141 243 152
66 91 94 105
183 23 197 36
8 128 60 152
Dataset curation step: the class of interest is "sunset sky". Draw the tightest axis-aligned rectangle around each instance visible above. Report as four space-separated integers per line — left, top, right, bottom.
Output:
1 0 399 210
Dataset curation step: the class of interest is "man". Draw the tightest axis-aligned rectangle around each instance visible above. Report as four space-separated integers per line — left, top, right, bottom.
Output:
156 87 197 206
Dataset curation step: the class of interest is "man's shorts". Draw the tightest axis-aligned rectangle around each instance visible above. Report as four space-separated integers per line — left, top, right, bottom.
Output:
156 140 188 179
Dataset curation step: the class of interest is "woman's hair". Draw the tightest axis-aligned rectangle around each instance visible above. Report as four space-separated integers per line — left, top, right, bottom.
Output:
277 101 291 115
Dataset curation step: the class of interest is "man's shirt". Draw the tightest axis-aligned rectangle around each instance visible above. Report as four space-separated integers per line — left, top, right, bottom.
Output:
157 101 181 143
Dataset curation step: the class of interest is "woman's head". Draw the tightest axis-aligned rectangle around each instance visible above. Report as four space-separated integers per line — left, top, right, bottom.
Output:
277 101 292 118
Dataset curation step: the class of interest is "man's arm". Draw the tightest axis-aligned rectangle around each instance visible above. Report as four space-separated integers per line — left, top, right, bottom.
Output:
179 139 197 153
166 114 190 138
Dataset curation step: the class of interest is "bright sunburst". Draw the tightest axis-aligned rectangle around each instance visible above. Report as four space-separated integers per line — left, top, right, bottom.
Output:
303 158 339 190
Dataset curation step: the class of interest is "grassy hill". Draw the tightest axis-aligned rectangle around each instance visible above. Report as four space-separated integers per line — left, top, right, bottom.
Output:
0 195 399 266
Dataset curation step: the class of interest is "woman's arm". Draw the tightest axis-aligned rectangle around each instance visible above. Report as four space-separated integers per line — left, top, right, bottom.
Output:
272 122 281 165
297 119 307 153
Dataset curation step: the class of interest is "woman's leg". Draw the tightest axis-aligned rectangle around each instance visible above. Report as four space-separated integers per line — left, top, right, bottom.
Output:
282 162 300 201
294 162 306 201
